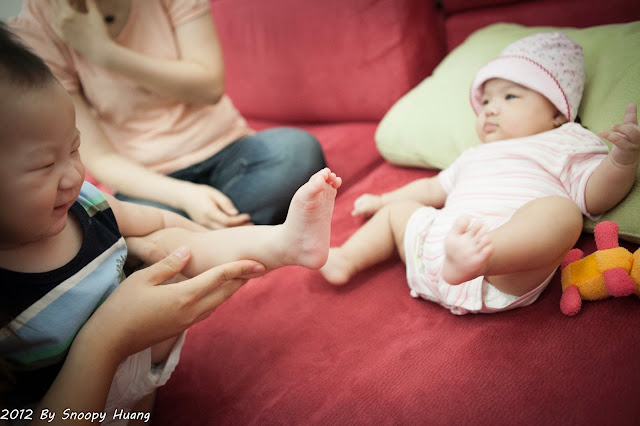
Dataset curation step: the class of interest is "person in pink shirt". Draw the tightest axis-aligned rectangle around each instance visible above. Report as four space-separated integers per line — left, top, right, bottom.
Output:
320 32 640 315
10 0 326 229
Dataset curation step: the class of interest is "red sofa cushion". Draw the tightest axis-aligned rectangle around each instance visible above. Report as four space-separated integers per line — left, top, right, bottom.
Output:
211 0 445 123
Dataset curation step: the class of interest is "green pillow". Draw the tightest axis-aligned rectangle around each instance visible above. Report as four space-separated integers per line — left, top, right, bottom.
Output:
375 22 640 243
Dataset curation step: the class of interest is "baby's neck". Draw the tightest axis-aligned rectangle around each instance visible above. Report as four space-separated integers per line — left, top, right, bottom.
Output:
0 215 82 273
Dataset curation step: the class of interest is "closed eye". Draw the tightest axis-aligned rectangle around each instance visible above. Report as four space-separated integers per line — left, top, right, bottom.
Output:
28 161 55 172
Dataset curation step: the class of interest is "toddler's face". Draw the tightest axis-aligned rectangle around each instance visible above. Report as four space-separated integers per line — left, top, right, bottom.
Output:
0 81 85 247
475 78 567 143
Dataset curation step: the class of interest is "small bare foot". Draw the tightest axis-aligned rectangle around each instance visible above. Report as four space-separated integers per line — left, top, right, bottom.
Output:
320 248 356 285
282 168 342 269
442 215 493 285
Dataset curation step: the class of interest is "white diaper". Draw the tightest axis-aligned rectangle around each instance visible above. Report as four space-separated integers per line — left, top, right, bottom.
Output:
103 331 187 425
479 273 554 313
404 206 554 315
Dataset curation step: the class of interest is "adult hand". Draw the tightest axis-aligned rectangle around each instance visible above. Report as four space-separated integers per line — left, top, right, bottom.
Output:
81 247 266 363
32 249 265 424
49 0 112 62
351 193 384 217
179 182 252 229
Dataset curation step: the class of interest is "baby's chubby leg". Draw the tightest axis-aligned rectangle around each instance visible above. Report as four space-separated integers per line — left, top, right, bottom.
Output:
443 196 583 296
141 168 342 277
321 200 423 285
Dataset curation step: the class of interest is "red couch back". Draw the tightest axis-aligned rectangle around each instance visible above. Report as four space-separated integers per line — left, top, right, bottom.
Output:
210 0 445 123
442 0 640 51
211 0 640 123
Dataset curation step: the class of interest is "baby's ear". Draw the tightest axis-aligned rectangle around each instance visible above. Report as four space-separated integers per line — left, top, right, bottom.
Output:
554 112 569 127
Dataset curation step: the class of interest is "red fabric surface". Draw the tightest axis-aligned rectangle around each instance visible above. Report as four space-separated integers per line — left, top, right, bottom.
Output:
445 0 640 51
210 0 445 123
441 0 525 15
153 162 640 425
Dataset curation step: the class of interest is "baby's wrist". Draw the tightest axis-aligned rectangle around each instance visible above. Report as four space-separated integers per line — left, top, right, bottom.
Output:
608 149 640 169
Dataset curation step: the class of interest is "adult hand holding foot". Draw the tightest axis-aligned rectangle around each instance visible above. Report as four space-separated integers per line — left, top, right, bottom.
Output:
31 248 265 426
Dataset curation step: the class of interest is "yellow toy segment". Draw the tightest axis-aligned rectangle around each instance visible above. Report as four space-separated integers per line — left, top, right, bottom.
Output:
561 267 607 300
562 255 600 288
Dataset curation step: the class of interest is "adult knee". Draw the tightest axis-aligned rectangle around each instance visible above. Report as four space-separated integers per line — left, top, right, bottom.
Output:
283 128 326 170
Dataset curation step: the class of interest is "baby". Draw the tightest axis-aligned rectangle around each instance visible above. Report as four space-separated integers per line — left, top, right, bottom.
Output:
0 23 340 422
321 32 639 315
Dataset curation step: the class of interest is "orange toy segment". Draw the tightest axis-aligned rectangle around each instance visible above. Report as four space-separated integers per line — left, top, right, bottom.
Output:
631 249 640 295
595 247 633 272
576 275 608 300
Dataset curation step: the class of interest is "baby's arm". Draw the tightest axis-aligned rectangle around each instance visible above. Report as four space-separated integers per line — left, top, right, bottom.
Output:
352 176 447 216
104 192 206 236
585 103 640 215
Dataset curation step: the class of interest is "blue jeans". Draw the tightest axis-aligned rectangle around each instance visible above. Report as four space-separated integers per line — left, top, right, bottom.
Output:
115 127 326 225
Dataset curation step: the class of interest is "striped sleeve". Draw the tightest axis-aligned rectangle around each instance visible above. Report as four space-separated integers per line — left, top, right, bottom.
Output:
557 126 609 219
437 152 467 195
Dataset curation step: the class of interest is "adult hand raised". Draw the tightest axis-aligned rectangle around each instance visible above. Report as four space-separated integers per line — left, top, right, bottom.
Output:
49 0 112 62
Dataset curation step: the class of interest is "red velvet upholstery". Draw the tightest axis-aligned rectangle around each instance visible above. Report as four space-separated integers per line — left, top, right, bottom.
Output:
152 1 640 424
444 0 640 50
211 0 445 122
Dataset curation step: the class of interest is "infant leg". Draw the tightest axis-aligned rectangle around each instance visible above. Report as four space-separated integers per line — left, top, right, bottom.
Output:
321 200 423 285
484 196 583 296
145 168 341 277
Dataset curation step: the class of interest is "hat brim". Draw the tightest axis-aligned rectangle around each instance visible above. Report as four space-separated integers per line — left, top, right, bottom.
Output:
470 56 572 121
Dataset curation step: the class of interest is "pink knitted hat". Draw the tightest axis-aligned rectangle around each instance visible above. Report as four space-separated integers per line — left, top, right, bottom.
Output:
470 32 585 122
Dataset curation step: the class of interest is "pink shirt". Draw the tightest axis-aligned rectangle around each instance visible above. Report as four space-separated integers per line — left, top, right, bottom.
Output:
405 123 609 314
11 0 252 174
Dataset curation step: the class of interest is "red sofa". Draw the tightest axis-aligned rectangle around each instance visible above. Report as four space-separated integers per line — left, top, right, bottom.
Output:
153 0 640 424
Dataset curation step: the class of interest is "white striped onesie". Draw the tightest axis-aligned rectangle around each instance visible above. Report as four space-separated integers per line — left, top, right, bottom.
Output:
403 123 608 315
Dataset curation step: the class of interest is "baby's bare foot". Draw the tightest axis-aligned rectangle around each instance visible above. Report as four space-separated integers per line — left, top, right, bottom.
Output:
282 168 342 269
320 248 356 285
442 216 493 285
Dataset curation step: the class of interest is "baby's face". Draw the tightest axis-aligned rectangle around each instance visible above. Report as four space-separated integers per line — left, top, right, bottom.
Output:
475 78 567 143
0 80 85 247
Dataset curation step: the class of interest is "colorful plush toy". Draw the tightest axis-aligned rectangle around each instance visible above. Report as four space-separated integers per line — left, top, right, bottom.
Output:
560 221 640 316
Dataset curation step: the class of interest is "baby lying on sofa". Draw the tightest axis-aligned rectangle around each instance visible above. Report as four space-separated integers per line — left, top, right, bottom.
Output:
321 32 640 315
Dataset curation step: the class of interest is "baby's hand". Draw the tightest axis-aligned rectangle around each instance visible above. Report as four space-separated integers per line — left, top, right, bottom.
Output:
351 193 384 217
599 103 640 167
